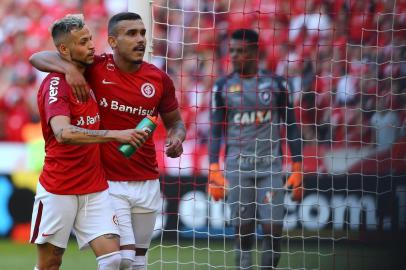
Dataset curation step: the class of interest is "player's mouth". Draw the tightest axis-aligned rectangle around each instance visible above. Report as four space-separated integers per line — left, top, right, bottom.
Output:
133 45 145 52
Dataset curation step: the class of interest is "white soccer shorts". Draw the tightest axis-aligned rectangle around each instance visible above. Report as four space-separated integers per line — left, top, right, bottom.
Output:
30 182 120 249
107 179 161 246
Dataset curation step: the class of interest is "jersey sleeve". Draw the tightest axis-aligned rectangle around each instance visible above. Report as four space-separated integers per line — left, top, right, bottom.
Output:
209 78 226 164
275 77 302 162
157 72 179 113
43 76 71 124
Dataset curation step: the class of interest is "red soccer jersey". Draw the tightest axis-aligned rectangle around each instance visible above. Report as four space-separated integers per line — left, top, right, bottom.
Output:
37 73 107 195
85 54 178 181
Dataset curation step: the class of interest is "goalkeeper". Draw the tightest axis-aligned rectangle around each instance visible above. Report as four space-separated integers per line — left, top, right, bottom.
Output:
208 29 303 270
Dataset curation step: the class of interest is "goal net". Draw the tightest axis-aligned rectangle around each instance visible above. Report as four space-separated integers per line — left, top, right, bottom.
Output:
129 1 406 269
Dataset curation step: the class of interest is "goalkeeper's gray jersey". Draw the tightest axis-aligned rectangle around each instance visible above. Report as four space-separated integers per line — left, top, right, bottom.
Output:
211 70 290 174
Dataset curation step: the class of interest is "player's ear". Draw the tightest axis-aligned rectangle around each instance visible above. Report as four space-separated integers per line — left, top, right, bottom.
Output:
108 35 117 50
58 43 70 59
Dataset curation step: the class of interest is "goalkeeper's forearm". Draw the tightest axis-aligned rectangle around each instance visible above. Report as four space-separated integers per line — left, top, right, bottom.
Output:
286 107 302 163
209 110 224 164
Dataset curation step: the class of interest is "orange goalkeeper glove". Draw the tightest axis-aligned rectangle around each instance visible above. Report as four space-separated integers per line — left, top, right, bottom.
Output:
285 162 303 202
207 163 228 201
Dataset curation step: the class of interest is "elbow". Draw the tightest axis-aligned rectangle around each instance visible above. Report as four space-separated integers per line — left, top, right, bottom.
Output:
55 135 68 144
54 131 73 144
28 53 38 65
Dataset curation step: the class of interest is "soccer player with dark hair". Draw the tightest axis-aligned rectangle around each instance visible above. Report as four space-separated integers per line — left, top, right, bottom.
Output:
30 12 186 270
208 28 303 270
30 14 146 270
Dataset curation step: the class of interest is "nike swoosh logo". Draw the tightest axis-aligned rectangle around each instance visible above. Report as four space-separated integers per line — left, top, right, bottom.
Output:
102 79 117 85
42 233 54 237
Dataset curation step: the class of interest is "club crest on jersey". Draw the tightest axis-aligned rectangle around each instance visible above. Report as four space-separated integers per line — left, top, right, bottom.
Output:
113 214 119 226
259 91 272 105
141 83 155 98
228 84 241 93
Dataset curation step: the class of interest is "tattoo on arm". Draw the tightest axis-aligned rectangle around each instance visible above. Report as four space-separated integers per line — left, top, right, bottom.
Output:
70 126 108 137
172 121 186 131
54 128 64 141
168 121 186 142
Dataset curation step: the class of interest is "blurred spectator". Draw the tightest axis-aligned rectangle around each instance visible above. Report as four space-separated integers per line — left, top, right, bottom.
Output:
370 94 401 150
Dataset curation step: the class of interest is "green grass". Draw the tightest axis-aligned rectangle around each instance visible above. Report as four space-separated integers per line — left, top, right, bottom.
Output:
0 239 403 270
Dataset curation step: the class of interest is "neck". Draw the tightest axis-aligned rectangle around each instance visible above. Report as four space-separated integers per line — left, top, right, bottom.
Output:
113 53 142 73
73 63 86 74
61 55 86 74
238 65 258 78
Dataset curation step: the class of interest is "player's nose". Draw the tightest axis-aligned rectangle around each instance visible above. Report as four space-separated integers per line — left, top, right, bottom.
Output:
88 40 95 50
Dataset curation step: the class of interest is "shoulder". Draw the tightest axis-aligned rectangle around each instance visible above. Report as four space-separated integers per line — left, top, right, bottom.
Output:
89 53 113 69
261 70 286 85
213 73 234 92
141 62 169 80
41 73 69 90
39 73 70 105
94 53 110 63
264 71 290 95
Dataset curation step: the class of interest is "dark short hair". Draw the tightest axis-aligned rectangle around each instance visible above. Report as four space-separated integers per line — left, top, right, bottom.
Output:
108 12 142 36
51 14 85 46
231 29 259 48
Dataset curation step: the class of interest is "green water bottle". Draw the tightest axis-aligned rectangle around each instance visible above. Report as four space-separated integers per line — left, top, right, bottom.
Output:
118 115 158 158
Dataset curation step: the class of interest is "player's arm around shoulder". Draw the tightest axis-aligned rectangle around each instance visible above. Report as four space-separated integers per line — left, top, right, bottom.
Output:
50 116 147 147
29 50 90 102
160 109 186 158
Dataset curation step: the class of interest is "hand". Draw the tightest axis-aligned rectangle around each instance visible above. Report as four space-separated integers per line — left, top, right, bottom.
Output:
115 129 148 148
285 162 303 202
66 66 89 102
165 136 183 158
207 163 228 201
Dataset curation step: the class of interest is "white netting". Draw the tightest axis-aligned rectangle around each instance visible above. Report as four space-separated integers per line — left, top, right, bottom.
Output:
129 1 406 269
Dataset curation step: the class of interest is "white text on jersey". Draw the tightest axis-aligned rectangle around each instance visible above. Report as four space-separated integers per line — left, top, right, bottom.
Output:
233 110 271 125
76 113 100 126
99 97 155 116
48 77 60 104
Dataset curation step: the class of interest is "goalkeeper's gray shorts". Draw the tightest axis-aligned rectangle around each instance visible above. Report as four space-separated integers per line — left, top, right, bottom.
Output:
225 171 285 226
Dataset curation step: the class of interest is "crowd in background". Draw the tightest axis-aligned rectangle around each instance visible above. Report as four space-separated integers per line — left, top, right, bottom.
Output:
1 0 405 151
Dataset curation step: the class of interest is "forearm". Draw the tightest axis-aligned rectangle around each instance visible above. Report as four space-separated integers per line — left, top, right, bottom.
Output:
166 120 186 142
209 134 221 164
287 127 302 162
286 109 302 162
209 110 224 164
54 125 119 144
29 51 73 73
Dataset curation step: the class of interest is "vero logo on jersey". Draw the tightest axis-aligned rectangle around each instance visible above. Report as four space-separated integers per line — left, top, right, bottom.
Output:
99 97 155 116
48 77 60 104
233 110 271 125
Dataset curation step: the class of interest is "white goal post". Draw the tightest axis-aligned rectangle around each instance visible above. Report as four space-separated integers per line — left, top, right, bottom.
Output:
128 0 153 63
